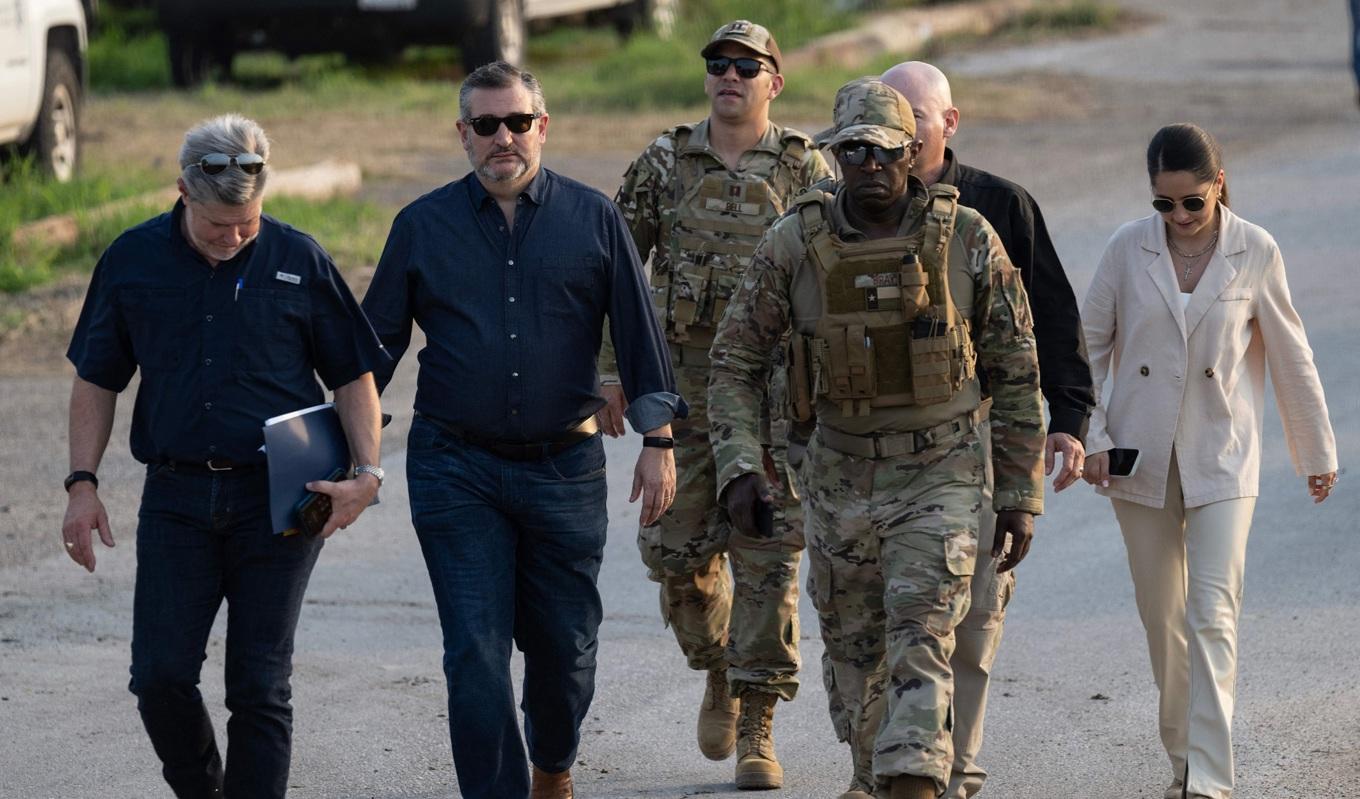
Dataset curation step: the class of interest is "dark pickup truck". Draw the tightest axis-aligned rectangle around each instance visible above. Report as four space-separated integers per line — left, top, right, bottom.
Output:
157 0 675 87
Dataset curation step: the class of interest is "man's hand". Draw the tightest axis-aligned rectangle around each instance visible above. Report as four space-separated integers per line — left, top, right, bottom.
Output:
992 510 1035 573
724 473 774 538
61 484 115 572
304 473 381 539
1046 432 1086 492
595 383 629 438
630 443 675 525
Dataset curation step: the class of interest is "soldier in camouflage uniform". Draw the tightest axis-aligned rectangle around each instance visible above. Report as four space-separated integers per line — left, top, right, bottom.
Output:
595 19 832 790
708 79 1046 799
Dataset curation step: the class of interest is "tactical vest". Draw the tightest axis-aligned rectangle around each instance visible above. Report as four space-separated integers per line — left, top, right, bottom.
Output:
654 125 810 347
786 184 976 419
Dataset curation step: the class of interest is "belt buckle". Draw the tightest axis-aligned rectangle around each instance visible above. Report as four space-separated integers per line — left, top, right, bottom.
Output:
206 459 233 472
913 428 935 454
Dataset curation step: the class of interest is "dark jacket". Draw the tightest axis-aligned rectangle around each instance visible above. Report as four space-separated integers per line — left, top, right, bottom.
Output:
939 148 1095 439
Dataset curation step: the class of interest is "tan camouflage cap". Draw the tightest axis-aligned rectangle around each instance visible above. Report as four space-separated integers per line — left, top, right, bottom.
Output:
816 77 917 151
700 20 782 73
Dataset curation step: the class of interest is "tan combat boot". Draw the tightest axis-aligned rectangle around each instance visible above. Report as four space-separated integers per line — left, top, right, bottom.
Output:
734 691 782 790
888 774 938 799
698 668 740 760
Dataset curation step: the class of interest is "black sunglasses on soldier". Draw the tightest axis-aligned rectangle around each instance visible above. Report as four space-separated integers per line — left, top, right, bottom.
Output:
195 152 266 175
835 143 908 167
466 113 541 137
705 57 769 79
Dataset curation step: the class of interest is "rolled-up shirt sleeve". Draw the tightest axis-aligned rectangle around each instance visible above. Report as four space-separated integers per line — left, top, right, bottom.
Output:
604 203 687 431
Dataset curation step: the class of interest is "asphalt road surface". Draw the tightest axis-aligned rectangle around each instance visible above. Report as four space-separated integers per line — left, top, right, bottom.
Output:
2 0 1357 796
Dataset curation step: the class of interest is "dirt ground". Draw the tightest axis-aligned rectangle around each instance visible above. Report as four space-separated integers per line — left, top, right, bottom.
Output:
2 1 1358 795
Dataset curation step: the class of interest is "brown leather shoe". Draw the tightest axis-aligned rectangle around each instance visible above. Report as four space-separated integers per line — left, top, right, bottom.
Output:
530 765 573 799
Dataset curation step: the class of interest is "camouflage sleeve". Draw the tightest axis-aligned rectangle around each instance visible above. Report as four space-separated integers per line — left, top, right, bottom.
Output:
708 221 800 501
601 140 668 380
802 147 834 188
965 213 1046 515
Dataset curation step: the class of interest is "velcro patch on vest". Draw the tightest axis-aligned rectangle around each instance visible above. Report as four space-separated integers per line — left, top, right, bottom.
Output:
854 273 902 289
704 197 764 216
863 286 903 311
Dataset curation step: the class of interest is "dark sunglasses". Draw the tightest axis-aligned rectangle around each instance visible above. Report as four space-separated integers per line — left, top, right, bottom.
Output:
195 152 266 175
835 143 908 167
705 57 770 79
465 113 541 137
1151 191 1213 214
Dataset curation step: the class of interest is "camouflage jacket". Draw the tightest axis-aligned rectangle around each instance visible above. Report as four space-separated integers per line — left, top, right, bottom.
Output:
709 179 1047 515
599 119 832 377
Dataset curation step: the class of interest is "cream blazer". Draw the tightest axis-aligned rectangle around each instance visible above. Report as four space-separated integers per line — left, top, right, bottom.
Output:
1082 206 1337 508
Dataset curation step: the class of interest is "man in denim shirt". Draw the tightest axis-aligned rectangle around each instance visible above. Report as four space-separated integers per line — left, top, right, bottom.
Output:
361 61 685 799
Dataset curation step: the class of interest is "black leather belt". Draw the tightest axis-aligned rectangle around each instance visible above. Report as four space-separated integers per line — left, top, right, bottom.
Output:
419 413 599 462
160 458 263 474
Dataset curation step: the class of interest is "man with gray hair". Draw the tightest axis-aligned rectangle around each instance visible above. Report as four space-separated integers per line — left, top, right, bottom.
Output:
61 113 387 798
362 61 683 799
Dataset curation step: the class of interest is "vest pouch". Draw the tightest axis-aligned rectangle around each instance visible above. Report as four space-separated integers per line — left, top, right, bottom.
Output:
899 255 930 318
825 325 876 415
909 317 955 405
671 262 710 332
710 269 743 329
650 268 672 322
786 333 815 423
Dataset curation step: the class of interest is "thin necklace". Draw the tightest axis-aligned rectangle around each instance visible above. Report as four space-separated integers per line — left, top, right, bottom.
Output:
1169 228 1218 282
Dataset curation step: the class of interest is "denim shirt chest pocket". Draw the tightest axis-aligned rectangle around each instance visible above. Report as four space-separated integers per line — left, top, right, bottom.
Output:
234 286 310 373
535 256 601 319
120 287 191 371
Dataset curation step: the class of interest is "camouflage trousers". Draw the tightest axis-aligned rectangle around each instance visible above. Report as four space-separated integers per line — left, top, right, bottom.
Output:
804 424 983 793
639 363 804 700
819 421 1016 797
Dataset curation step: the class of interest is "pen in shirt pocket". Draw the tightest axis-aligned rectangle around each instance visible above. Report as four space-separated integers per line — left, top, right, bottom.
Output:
235 277 243 301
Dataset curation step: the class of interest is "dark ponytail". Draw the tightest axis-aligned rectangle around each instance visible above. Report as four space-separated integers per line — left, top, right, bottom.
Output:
1146 123 1229 208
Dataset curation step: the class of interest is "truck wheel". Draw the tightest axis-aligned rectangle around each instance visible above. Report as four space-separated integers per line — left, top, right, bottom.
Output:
168 33 229 88
615 0 677 39
461 0 525 73
31 49 80 183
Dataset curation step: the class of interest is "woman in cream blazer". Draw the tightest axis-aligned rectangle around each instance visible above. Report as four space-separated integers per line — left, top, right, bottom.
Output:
1081 124 1337 799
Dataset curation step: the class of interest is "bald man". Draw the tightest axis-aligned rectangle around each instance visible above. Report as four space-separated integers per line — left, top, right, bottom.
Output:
877 61 1095 799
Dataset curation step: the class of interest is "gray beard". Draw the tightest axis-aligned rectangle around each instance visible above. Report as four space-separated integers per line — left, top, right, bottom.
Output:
475 154 529 183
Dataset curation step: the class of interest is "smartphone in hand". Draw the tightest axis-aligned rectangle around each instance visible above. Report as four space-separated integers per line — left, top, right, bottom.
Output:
1107 448 1141 478
294 467 348 537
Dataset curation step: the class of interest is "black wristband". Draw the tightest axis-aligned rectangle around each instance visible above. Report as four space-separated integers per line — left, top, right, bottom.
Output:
642 436 675 449
64 470 99 492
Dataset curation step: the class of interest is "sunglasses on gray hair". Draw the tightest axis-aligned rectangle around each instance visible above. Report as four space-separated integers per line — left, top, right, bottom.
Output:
194 152 266 176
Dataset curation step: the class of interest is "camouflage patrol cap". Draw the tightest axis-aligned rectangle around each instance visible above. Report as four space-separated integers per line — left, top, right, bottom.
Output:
701 20 783 73
815 77 917 150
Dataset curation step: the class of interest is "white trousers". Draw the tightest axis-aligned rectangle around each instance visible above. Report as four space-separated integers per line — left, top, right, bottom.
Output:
1111 454 1256 799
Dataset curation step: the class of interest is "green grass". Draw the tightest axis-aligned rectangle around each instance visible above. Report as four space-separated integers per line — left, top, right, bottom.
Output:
999 0 1123 38
0 167 393 294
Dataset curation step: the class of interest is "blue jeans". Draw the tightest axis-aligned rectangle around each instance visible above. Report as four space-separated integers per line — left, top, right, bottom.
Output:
406 415 608 799
128 464 324 799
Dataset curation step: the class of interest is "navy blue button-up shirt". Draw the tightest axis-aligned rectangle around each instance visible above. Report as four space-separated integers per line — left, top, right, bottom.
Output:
66 201 387 465
361 167 685 442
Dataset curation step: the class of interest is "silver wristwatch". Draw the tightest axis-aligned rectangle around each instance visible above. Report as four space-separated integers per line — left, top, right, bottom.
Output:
354 464 385 486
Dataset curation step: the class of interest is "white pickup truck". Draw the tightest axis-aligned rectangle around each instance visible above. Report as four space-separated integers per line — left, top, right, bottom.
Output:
0 0 87 182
